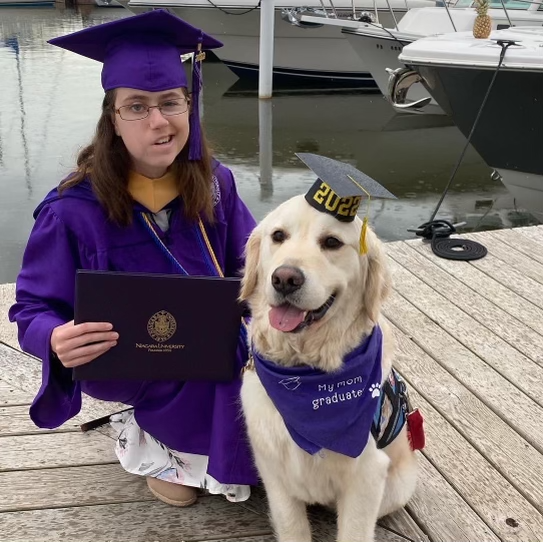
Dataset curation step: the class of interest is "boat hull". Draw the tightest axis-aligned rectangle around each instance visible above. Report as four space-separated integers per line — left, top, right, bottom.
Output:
412 64 543 221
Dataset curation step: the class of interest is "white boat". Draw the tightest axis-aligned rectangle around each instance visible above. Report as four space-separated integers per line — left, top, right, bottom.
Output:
395 26 543 221
125 0 434 87
0 0 53 5
342 0 543 112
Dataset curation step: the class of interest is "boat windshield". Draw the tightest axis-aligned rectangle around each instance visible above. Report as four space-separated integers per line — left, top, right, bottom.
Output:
454 0 532 9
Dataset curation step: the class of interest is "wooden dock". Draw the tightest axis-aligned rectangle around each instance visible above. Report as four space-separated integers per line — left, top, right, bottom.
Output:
1 225 543 542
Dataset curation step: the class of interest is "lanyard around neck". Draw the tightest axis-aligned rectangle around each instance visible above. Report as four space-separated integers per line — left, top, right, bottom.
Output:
138 211 224 277
138 211 249 341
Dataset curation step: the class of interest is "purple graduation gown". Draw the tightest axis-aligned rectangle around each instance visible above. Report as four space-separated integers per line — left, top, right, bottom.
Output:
9 160 259 486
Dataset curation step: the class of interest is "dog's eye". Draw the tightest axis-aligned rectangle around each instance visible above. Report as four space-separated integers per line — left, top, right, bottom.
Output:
271 230 287 243
322 236 343 250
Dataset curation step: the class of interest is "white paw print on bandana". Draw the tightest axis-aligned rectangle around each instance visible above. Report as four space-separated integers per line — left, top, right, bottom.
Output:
369 383 381 398
279 377 301 391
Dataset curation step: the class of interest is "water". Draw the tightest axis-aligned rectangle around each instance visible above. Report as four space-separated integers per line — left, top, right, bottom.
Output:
0 5 538 284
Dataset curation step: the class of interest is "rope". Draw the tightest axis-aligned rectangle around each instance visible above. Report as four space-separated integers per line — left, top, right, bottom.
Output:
428 40 517 224
413 220 487 261
432 237 487 261
205 0 261 16
409 40 518 260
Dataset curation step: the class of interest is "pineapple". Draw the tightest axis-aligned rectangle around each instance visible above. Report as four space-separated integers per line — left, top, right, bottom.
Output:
473 0 492 39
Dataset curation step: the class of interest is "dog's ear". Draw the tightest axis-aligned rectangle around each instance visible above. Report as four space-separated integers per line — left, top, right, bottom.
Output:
239 228 262 301
362 227 391 323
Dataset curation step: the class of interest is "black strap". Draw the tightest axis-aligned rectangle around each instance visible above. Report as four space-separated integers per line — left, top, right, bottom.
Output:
80 407 133 432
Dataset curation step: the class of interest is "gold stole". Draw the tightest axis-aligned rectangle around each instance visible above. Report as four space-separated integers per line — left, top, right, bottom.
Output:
127 170 179 213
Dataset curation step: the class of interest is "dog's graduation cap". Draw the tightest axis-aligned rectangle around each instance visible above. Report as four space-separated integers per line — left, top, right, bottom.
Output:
297 153 396 254
47 10 222 161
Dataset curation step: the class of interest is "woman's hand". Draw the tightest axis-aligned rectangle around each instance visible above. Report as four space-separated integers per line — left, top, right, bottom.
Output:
51 321 119 368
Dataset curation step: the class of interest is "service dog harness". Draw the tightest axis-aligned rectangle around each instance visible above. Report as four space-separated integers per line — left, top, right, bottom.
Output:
372 368 425 451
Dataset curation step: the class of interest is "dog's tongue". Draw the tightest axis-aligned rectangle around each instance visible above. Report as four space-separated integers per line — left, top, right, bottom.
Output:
269 304 306 332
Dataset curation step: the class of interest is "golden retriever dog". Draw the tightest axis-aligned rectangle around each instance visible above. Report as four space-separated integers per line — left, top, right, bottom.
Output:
239 195 419 542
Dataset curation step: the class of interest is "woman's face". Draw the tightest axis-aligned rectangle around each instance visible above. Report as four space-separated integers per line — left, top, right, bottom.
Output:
113 87 190 179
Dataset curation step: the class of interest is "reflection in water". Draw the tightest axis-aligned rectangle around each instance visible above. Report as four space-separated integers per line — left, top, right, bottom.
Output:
205 62 538 240
0 101 3 169
7 36 32 197
0 5 539 284
258 99 273 200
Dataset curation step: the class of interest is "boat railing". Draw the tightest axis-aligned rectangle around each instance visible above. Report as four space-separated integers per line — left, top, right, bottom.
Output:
281 0 381 27
380 0 460 31
456 0 542 10
439 0 543 31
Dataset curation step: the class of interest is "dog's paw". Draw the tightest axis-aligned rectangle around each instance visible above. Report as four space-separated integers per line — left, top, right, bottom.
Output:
369 383 381 398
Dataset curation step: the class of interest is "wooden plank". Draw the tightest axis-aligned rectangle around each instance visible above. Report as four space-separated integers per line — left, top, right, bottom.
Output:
407 454 500 542
387 241 543 370
0 462 410 541
0 499 272 542
0 282 18 350
509 225 543 245
466 250 543 310
196 538 276 542
379 509 430 542
384 259 543 438
464 231 543 287
404 239 543 338
0 380 33 406
2 465 412 541
382 307 543 514
0 463 153 512
0 343 43 393
0 343 124 441
490 228 543 267
408 387 543 542
0 432 118 471
0 405 80 436
0 404 116 441
196 535 411 542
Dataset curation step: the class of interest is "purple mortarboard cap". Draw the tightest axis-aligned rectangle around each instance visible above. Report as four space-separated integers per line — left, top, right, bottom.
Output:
47 10 223 160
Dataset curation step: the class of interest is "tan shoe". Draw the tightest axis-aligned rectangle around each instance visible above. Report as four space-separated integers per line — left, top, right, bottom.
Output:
146 477 198 507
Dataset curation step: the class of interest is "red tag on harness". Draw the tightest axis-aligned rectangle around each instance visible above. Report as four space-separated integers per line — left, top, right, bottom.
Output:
407 408 425 451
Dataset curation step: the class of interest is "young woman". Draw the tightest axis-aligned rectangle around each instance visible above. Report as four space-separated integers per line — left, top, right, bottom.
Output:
9 10 258 507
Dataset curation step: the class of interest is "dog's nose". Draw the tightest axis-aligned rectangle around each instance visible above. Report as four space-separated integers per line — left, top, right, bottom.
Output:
272 265 305 295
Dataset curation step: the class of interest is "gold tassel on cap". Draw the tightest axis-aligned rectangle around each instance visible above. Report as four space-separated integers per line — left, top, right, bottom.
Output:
360 216 368 255
348 175 371 254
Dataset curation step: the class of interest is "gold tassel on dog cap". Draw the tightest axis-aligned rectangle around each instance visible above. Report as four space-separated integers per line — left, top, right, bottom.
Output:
297 153 396 254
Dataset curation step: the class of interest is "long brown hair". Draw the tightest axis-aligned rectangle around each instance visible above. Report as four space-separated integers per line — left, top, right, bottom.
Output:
60 88 215 226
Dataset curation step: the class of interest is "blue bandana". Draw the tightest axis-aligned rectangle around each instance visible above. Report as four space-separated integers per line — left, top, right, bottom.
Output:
253 326 383 458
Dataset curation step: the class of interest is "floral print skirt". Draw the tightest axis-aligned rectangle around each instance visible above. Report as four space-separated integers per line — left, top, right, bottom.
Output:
110 410 251 503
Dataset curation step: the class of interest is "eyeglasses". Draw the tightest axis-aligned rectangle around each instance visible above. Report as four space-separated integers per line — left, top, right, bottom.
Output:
115 99 189 121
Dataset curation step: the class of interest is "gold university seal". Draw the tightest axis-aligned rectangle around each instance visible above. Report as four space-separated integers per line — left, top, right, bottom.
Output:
147 310 177 343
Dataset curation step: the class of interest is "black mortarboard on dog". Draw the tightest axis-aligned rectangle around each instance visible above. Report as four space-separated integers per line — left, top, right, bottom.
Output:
297 153 396 254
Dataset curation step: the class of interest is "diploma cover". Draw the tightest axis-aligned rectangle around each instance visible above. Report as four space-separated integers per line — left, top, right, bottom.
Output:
73 270 244 381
